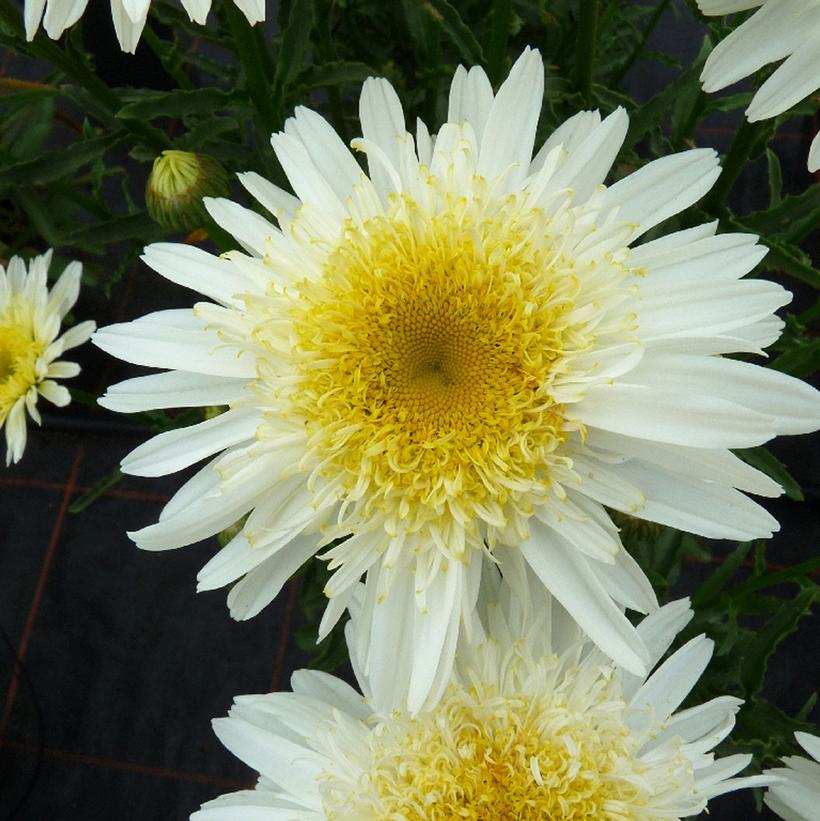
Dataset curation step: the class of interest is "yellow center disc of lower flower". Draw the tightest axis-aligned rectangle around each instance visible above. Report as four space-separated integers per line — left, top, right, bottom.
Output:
285 192 587 552
320 677 663 820
0 317 39 416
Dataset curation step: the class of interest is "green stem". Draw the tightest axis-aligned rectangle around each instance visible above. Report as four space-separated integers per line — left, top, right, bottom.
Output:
0 0 169 151
575 0 598 104
225 2 277 134
704 120 766 212
613 0 671 85
485 0 512 85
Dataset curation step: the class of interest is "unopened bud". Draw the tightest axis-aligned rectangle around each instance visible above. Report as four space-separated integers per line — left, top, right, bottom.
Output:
145 150 229 231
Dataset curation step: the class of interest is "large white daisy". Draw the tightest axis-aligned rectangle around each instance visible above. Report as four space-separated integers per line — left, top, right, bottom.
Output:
1 250 95 465
94 49 820 711
194 579 770 819
764 731 820 821
698 0 820 171
23 0 264 54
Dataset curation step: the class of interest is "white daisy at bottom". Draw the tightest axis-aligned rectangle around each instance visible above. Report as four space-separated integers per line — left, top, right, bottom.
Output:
764 731 820 821
0 250 95 464
194 572 769 821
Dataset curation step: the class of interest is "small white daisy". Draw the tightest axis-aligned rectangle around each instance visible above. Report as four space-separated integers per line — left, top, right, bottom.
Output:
95 49 820 711
23 0 264 54
194 578 771 819
764 731 820 821
0 250 95 465
698 0 820 171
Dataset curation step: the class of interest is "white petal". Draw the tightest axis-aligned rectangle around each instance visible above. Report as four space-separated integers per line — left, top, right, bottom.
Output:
747 36 820 121
520 521 649 675
42 0 89 37
358 77 406 200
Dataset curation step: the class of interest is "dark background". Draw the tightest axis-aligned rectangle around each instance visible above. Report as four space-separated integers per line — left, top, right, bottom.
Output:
1 1 818 818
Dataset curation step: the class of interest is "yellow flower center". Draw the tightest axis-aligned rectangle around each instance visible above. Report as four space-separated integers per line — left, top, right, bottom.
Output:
0 314 40 420
280 188 591 554
320 669 674 821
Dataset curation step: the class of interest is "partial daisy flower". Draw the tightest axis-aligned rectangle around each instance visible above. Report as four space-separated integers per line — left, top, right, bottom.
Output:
698 0 820 171
764 731 820 820
194 579 771 818
95 48 820 710
23 0 264 54
1 250 95 464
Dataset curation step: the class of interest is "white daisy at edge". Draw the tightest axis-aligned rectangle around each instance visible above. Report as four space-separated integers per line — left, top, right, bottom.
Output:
698 0 820 171
23 0 264 54
764 731 820 821
1 250 95 465
95 48 820 712
192 578 771 821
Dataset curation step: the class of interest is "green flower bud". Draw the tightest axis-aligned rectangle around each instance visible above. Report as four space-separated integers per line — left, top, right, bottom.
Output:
145 150 229 232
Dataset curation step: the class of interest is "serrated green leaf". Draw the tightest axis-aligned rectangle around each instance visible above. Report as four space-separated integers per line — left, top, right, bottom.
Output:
0 132 126 189
59 211 166 248
117 88 244 120
735 447 803 501
740 587 815 698
424 0 485 66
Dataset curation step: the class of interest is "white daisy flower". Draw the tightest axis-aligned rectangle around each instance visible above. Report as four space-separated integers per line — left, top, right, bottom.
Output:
94 48 820 711
194 581 771 819
0 250 95 465
698 0 820 171
23 0 264 54
764 731 820 821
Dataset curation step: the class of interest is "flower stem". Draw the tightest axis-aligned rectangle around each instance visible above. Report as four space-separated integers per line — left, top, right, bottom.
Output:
704 120 767 212
613 0 671 86
576 0 598 104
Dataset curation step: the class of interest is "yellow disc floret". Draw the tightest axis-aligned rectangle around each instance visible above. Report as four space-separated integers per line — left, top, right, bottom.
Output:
0 303 42 423
319 649 690 820
276 184 593 558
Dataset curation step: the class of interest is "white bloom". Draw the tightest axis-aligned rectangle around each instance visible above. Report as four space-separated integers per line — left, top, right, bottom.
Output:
764 731 820 820
95 49 820 711
698 0 820 171
194 582 770 819
23 0 264 54
0 250 95 465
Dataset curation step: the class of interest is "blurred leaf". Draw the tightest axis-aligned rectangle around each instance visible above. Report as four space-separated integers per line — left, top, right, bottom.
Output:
294 61 374 91
0 133 127 189
692 541 753 610
69 468 124 513
766 147 782 208
736 447 804 501
117 88 245 120
273 0 315 117
424 0 485 66
771 337 820 379
59 211 166 249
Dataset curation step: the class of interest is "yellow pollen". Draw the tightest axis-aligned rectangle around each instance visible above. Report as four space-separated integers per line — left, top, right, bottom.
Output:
277 188 592 553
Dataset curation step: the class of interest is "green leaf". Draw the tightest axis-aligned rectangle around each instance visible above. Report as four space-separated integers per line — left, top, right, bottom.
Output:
736 184 820 243
117 88 244 120
423 0 485 66
59 211 167 248
69 468 124 513
0 132 127 189
771 337 820 378
692 541 753 610
766 148 782 208
735 447 803 501
294 61 375 91
740 587 815 698
273 0 315 117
